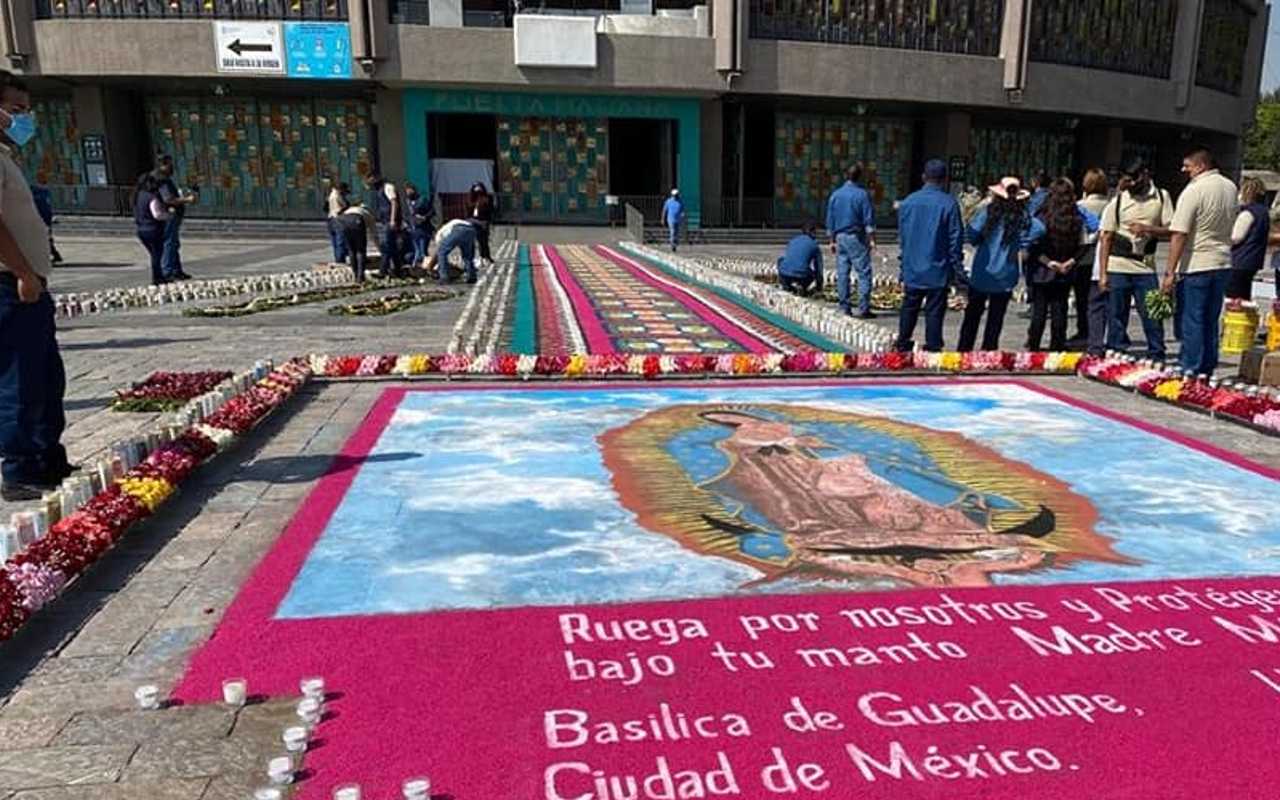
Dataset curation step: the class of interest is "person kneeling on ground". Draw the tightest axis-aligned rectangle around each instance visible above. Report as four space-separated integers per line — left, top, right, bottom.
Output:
336 204 377 283
425 218 481 285
776 220 824 296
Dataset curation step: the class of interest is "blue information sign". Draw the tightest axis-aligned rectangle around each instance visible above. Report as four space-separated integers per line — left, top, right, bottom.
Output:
283 22 352 79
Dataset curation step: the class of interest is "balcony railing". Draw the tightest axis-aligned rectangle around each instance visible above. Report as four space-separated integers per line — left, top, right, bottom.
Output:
749 0 1003 57
36 0 346 20
1028 0 1176 80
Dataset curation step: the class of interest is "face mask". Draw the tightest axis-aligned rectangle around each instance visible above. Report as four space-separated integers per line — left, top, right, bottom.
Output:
4 112 35 147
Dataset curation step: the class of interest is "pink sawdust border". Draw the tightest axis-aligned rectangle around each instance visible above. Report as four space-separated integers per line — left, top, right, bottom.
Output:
541 244 614 353
197 377 1280 644
592 245 773 354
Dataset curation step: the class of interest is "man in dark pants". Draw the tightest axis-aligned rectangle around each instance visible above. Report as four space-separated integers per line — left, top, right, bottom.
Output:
367 173 405 277
336 205 376 283
154 154 196 281
775 220 824 295
0 72 73 501
894 159 965 352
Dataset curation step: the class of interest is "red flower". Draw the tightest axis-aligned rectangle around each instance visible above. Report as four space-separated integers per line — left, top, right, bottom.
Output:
883 351 908 371
497 354 519 375
0 571 30 642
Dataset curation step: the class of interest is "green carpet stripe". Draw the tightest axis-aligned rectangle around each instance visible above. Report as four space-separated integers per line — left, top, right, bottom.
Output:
511 243 538 354
628 249 844 351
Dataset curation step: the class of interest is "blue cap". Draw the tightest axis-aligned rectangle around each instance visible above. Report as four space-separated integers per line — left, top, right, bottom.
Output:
924 158 947 181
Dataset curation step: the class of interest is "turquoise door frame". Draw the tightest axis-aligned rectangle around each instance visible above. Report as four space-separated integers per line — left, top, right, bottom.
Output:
401 89 702 227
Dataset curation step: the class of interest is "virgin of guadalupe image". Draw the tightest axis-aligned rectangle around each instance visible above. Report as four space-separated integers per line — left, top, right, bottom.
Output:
598 404 1131 588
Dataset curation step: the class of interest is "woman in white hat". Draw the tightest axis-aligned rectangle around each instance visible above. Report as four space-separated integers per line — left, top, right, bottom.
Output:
957 177 1044 351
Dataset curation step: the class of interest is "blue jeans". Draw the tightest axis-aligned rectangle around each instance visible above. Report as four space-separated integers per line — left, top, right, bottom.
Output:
836 232 871 314
668 221 680 250
1178 268 1230 376
161 216 184 279
896 286 947 352
437 225 477 284
0 281 67 486
1106 272 1165 360
328 218 349 263
410 228 430 266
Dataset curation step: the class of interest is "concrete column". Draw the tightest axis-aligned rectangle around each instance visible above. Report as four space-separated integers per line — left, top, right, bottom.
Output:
1077 124 1123 174
700 99 723 226
713 0 743 73
70 85 148 212
998 0 1029 91
1170 0 1205 110
374 88 407 181
1 0 35 69
923 110 971 189
1238 0 1270 127
428 0 463 28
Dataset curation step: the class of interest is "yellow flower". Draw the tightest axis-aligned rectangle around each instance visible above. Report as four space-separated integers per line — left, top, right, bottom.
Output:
1153 379 1183 400
566 354 587 378
117 477 175 512
939 352 962 371
409 354 431 375
1058 352 1083 371
826 352 845 371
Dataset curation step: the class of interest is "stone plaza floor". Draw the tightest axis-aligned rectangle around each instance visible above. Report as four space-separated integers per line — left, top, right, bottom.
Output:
0 232 1277 798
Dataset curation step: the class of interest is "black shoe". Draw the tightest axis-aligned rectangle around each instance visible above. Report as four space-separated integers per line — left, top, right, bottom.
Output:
175 272 193 281
2 481 57 502
465 276 478 284
51 248 64 265
858 311 876 320
48 463 80 482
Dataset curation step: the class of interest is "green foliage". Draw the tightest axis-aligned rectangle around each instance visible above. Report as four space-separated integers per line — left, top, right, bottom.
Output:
1244 90 1280 170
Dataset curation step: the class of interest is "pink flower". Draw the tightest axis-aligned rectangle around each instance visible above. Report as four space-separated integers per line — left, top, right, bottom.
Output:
5 563 66 613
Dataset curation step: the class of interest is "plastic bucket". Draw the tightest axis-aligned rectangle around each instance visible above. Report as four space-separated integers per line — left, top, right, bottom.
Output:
1221 307 1260 356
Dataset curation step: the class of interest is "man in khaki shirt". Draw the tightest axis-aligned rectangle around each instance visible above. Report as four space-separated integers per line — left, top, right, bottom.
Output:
1098 159 1173 360
1163 146 1238 376
0 71 73 501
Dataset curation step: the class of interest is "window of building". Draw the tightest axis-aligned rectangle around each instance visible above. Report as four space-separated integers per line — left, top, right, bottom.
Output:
749 0 1004 57
1028 0 1177 79
37 0 345 20
1196 0 1253 95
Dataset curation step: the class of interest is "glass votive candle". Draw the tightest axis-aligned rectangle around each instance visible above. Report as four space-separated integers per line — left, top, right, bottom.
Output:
268 756 294 785
221 678 248 707
134 685 160 710
403 777 431 799
300 676 325 700
283 725 308 753
296 697 322 725
254 788 283 800
333 785 362 800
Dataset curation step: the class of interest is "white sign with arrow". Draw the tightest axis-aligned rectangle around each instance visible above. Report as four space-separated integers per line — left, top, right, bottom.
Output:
213 21 285 74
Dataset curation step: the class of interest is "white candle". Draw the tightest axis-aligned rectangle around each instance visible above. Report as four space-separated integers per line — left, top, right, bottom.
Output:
300 677 325 700
333 785 362 800
134 685 160 710
282 726 308 753
403 777 432 799
253 789 283 800
222 678 248 707
267 756 293 785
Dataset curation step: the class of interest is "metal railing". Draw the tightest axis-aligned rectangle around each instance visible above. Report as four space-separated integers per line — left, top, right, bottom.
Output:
41 184 337 220
625 203 644 242
36 0 346 19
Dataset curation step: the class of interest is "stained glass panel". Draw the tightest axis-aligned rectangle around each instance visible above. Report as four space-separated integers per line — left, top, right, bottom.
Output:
1029 0 1177 79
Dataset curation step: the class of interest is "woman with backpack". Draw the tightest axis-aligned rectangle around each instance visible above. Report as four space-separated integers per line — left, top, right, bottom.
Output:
134 172 170 286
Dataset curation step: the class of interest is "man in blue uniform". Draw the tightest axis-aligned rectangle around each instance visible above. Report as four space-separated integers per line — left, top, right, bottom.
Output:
894 159 966 352
662 189 684 252
776 220 824 295
825 164 877 317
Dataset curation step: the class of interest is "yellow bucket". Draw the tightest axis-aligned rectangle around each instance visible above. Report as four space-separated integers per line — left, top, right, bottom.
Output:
1221 307 1260 356
1268 311 1280 352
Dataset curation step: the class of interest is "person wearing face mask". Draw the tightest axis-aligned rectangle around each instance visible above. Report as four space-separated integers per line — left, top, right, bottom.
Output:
0 71 75 501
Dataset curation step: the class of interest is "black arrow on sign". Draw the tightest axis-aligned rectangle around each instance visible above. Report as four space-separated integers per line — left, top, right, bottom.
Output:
227 38 273 56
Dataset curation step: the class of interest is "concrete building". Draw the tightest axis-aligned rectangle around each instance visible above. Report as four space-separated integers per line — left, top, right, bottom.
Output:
1 0 1271 226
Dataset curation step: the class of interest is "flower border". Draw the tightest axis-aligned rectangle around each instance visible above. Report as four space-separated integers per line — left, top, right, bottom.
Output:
0 360 312 642
1079 354 1280 437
